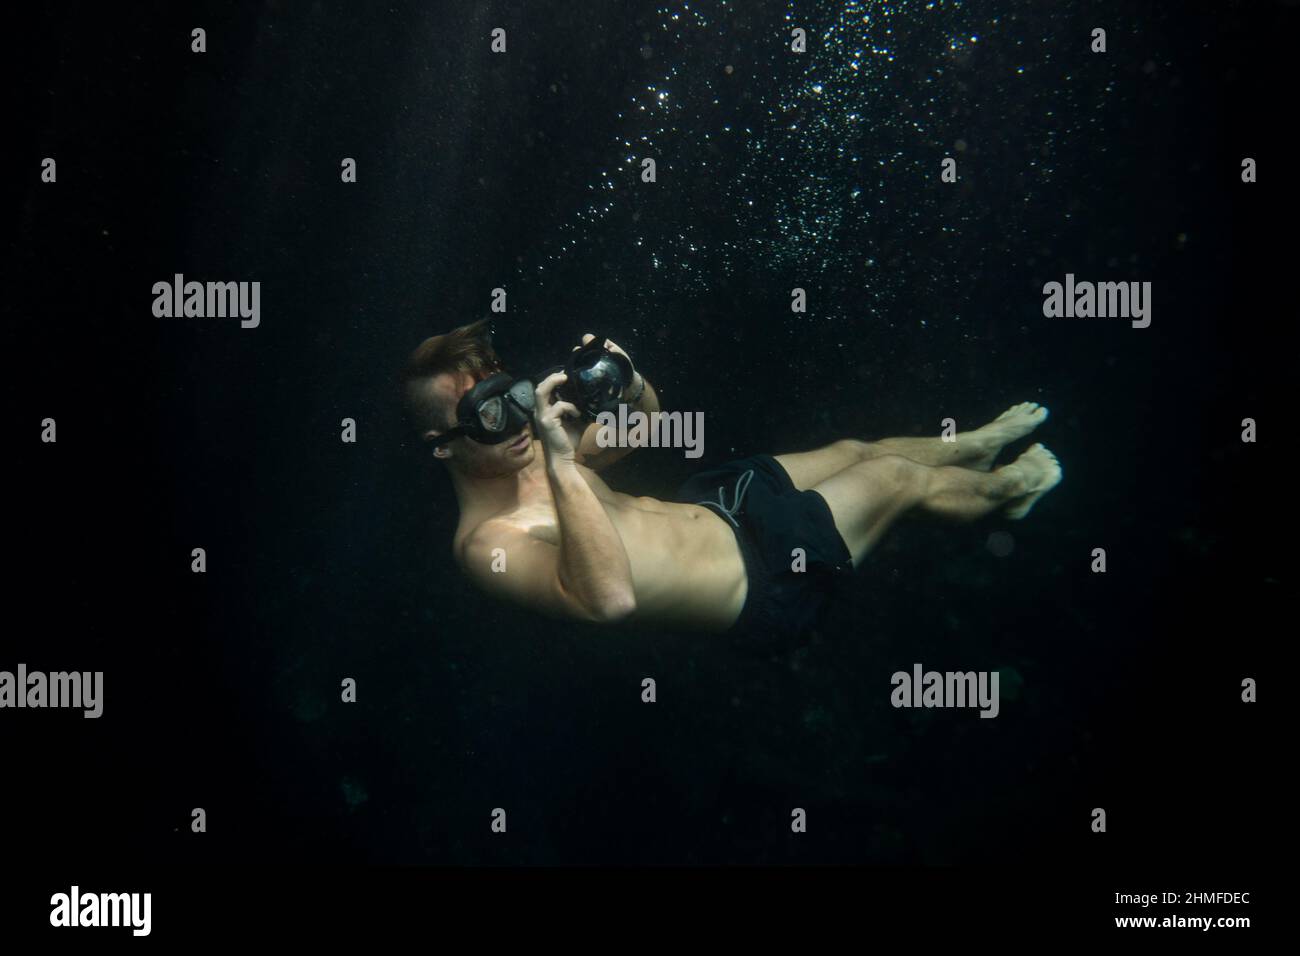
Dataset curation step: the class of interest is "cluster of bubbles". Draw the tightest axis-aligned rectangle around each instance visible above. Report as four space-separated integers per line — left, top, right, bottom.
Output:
513 0 1121 331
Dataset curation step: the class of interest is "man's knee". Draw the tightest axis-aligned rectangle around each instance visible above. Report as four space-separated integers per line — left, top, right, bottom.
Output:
831 438 875 462
837 438 908 464
854 453 930 499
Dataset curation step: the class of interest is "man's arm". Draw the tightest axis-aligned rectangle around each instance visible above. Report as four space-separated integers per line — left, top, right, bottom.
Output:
563 334 658 472
460 521 632 623
545 454 637 619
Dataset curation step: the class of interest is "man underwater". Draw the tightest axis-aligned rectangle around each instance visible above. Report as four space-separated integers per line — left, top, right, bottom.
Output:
401 321 1062 642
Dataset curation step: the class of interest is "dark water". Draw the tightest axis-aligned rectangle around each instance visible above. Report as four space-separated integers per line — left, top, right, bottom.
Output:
11 0 1285 867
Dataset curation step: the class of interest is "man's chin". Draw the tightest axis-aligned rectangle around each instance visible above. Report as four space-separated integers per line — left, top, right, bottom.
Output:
494 434 533 467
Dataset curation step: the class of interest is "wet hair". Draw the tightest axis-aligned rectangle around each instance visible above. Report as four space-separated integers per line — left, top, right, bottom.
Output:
399 319 503 436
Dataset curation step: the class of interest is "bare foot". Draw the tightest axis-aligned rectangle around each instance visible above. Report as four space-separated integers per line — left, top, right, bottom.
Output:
969 402 1050 470
1000 443 1062 519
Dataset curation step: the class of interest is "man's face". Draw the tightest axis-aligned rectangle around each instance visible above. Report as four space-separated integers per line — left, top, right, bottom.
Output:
425 370 535 476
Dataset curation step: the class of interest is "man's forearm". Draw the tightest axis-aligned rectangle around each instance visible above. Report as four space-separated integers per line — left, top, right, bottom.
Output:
576 373 659 468
546 457 637 620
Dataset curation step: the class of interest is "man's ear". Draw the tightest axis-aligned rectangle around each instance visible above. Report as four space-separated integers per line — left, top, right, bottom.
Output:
426 430 453 460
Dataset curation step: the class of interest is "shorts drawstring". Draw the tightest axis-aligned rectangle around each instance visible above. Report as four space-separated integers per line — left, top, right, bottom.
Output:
697 468 754 529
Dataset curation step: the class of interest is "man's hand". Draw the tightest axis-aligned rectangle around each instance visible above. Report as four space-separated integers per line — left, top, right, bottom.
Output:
534 371 583 463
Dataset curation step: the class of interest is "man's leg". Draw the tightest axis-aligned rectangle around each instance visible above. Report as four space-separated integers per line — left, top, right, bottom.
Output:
814 444 1062 566
776 402 1048 490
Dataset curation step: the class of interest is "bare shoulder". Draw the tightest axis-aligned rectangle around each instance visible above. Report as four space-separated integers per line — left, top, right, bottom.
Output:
455 516 523 570
453 513 574 617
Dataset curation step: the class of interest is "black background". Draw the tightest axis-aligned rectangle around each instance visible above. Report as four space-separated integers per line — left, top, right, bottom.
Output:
5 0 1286 928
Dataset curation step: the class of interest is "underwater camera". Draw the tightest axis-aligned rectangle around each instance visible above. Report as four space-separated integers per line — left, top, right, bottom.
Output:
557 336 635 419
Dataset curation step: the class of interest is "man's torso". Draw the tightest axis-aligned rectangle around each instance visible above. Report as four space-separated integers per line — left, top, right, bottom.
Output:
455 441 748 629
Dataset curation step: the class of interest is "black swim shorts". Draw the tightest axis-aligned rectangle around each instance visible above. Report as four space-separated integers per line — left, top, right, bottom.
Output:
675 453 854 649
